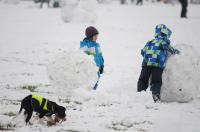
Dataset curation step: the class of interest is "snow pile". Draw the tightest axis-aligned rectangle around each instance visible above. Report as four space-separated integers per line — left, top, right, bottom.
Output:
46 49 98 97
0 115 12 127
2 0 20 4
60 0 98 23
161 44 200 102
0 115 18 130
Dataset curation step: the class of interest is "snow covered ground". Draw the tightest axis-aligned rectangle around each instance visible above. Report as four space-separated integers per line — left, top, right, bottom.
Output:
0 1 200 132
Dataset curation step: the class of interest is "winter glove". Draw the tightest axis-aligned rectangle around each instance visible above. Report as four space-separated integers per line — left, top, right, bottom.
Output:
173 49 180 55
99 65 104 74
85 51 91 55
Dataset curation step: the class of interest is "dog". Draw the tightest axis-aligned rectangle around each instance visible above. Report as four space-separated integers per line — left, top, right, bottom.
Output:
18 94 66 125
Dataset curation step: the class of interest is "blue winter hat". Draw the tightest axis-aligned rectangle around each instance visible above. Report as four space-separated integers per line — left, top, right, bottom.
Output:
155 24 172 39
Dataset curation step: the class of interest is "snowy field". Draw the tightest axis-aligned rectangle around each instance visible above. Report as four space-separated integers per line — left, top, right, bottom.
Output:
0 1 200 132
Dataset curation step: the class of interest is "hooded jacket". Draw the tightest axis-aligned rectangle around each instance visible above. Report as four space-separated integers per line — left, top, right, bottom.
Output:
141 24 177 69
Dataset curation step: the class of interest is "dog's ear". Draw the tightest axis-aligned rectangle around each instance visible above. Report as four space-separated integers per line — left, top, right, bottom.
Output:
52 102 59 112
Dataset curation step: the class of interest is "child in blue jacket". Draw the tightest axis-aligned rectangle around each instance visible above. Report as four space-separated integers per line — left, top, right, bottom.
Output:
137 24 180 103
80 26 104 74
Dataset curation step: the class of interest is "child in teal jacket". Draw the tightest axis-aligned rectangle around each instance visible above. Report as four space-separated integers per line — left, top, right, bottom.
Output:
80 26 104 74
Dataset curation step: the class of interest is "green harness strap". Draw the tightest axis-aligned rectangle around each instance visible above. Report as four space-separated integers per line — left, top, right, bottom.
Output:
32 94 48 110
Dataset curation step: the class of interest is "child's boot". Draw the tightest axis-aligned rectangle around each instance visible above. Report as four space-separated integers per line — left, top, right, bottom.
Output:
152 93 160 103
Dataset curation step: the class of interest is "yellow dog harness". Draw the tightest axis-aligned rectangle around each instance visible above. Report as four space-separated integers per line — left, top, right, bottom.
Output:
32 94 48 110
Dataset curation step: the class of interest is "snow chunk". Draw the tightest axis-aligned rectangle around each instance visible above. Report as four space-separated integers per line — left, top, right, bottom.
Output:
60 0 98 23
0 115 12 127
0 115 19 130
46 49 98 97
161 44 200 102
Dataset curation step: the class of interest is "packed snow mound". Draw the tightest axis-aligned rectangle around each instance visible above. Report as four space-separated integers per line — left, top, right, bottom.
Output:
0 115 12 127
0 115 21 130
60 0 97 23
2 0 20 4
46 50 98 97
161 44 200 102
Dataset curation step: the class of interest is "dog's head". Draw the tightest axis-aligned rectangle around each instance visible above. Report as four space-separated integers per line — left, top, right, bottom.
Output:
54 105 66 122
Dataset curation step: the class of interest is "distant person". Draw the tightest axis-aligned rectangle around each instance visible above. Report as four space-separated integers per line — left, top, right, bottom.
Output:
53 0 59 8
40 0 50 8
121 0 127 4
136 0 143 5
179 0 188 18
137 24 180 103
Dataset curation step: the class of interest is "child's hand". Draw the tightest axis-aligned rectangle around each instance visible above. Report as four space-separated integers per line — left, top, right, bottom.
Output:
99 65 104 74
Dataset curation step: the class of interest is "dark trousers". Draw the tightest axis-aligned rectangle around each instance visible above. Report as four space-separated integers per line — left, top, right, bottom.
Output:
137 66 163 95
40 0 50 8
179 0 188 17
